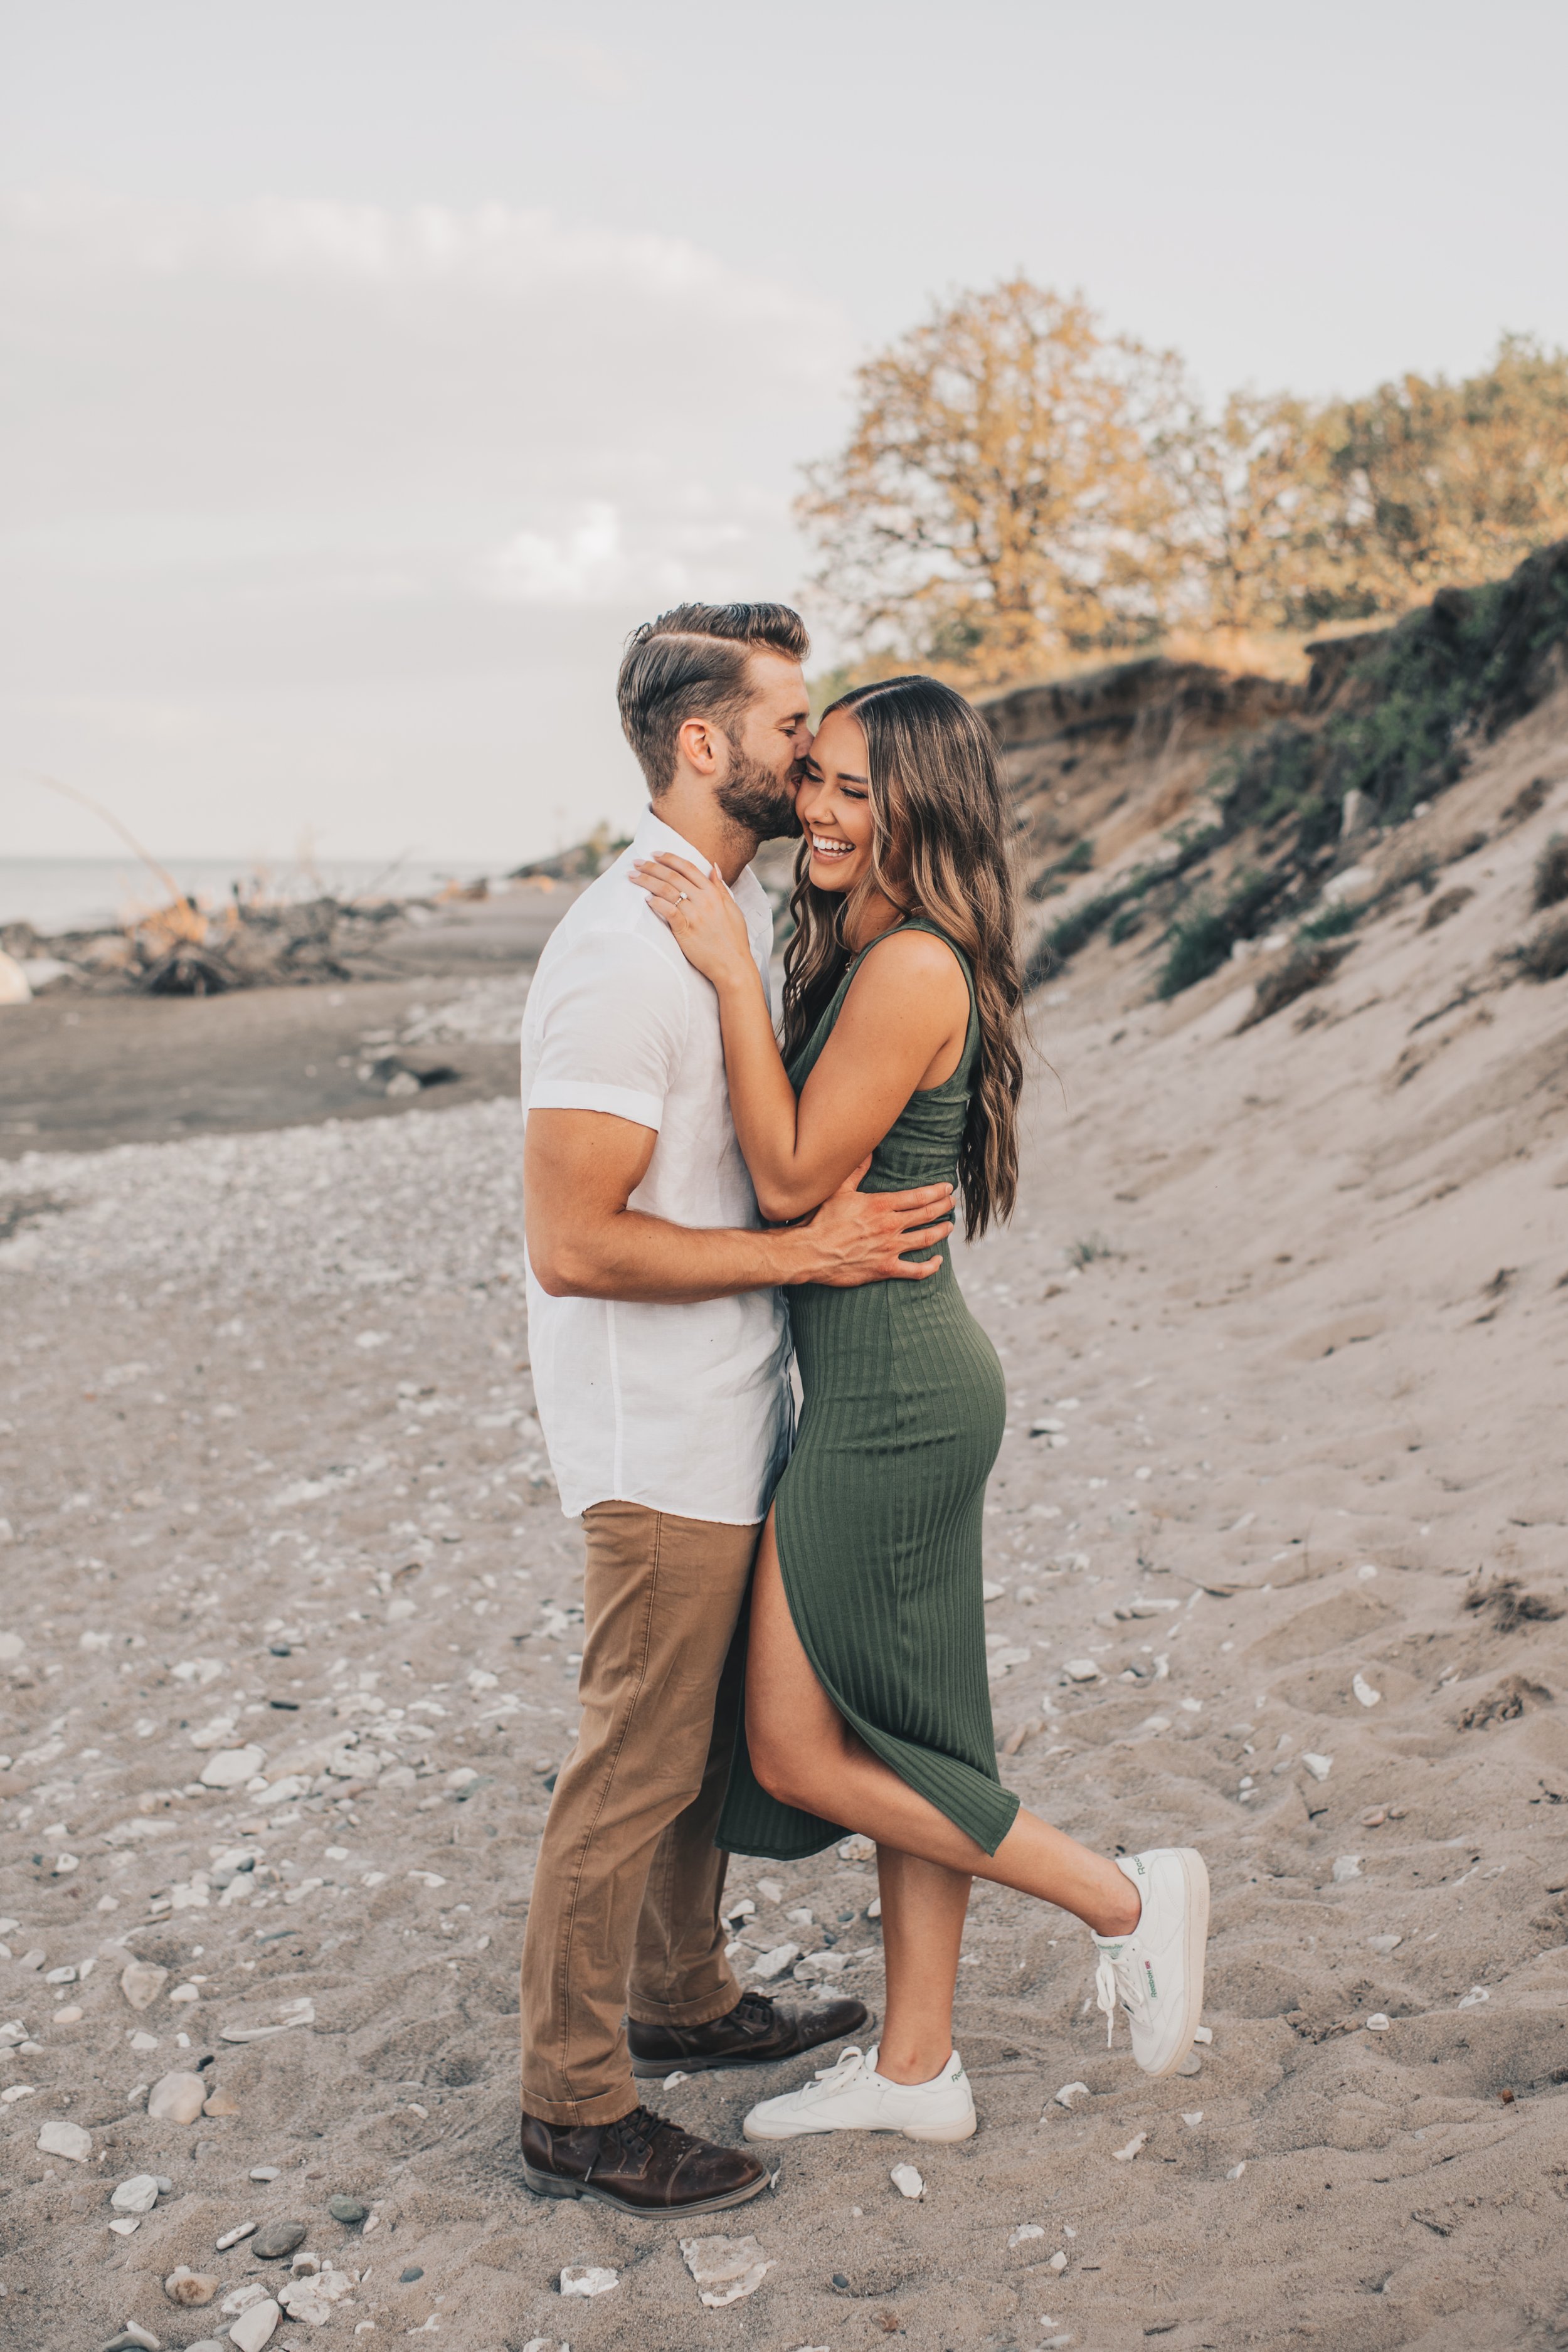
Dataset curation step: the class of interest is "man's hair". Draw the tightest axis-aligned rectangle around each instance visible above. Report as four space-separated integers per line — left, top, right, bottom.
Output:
617 602 810 794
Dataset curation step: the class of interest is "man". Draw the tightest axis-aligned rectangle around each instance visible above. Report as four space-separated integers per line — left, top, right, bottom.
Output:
517 601 956 2216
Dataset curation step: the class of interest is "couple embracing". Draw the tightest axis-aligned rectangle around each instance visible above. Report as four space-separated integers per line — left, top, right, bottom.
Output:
516 601 1208 2215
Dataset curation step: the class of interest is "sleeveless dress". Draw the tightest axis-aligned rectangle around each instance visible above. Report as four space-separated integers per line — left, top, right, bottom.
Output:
718 917 1020 1863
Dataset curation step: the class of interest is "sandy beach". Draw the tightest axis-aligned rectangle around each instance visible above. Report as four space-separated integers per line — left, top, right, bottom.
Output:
3 694 1567 2351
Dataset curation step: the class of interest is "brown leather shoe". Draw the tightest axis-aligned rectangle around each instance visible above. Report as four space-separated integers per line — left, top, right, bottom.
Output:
628 1988 872 2078
519 2104 768 2216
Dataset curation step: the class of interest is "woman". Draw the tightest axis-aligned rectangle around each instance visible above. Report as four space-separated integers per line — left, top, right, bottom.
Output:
633 675 1207 2144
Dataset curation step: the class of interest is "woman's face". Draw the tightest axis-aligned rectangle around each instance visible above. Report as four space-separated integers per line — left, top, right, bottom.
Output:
795 709 877 896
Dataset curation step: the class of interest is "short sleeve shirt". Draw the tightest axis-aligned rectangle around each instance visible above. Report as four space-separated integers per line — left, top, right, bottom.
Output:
519 807 793 1523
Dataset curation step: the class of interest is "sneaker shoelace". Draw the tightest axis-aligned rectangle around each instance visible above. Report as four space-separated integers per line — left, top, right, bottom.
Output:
1093 1941 1144 2049
797 2043 869 2103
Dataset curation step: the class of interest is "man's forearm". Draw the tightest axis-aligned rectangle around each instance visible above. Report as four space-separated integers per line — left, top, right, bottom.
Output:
531 1206 817 1304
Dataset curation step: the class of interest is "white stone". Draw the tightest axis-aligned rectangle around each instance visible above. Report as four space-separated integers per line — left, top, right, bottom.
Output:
109 2217 140 2237
120 1957 167 2013
111 2173 161 2213
1458 1985 1490 2010
169 1983 201 2005
199 1745 266 1789
1008 2223 1045 2247
1366 2013 1392 2032
1192 2026 1212 2044
1226 2161 1247 2180
1301 1753 1333 1781
1182 2110 1204 2127
215 2222 257 2250
1352 1673 1381 1708
1111 2132 1147 2161
749 1943 801 1981
681 2234 773 2306
982 1579 1006 1601
228 2298 282 2351
1062 1659 1100 1682
1367 1934 1402 1954
1048 2250 1068 2272
559 2265 618 2297
164 2265 221 2307
147 2070 206 2123
221 2282 269 2314
890 2162 924 2200
836 1835 875 1863
1053 2082 1089 2109
756 1878 783 1903
38 2117 92 2161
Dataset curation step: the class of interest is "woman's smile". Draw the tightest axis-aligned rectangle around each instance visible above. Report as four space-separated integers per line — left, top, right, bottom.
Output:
808 830 855 865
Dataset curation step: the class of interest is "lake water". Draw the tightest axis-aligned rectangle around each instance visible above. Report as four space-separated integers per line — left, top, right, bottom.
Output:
0 856 497 937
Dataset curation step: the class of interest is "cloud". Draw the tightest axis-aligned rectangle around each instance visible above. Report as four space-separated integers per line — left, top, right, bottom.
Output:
0 191 851 857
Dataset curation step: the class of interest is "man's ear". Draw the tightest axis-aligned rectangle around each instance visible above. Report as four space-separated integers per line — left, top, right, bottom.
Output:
675 714 723 776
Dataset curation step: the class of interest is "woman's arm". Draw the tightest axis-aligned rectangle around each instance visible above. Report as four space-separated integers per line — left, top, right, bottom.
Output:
633 855 967 1221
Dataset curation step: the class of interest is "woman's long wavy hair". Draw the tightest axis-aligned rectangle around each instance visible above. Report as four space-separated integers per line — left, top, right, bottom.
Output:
781 674 1024 1238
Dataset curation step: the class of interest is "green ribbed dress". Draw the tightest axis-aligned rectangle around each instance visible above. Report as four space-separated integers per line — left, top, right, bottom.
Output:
718 918 1019 1863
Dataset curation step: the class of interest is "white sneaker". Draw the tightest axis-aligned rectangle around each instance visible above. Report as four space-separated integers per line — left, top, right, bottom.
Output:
741 2043 977 2143
1091 1846 1210 2079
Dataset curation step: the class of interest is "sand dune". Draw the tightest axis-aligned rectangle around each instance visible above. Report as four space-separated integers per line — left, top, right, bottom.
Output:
2 685 1566 2348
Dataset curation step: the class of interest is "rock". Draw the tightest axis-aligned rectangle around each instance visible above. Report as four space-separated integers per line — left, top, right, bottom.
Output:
215 2221 258 2250
399 2266 424 2283
1301 1752 1333 1781
147 2070 206 2124
38 2117 92 2162
252 2218 307 2259
1352 1672 1382 1708
1367 1934 1402 1954
1182 2109 1204 2126
1192 2025 1213 2044
199 1745 266 1789
1361 1806 1388 1827
1226 2161 1247 2180
164 2267 220 2306
327 2193 368 2223
749 1943 801 1981
890 2162 924 2199
102 2329 161 2352
221 2284 270 2315
111 2174 161 2213
1049 2249 1069 2272
228 2299 282 2352
1176 2052 1202 2076
169 1982 201 2005
1062 1658 1100 1682
250 2166 282 2182
559 2264 618 2297
1333 1855 1362 1883
836 1834 875 1863
681 2235 773 2306
203 2088 240 2116
1009 2223 1045 2246
1053 2082 1089 2109
756 1877 783 1903
1112 2132 1147 2161
279 2266 356 2321
1367 2013 1392 2032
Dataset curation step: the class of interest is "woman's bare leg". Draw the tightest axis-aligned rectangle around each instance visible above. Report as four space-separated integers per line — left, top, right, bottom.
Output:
746 1515 1140 1939
874 1846 971 2085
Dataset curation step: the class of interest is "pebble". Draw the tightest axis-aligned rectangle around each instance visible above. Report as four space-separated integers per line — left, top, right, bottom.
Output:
1226 2161 1248 2180
38 2117 92 2163
1053 2082 1089 2109
681 2234 773 2306
1182 2110 1204 2127
1048 2249 1069 2273
1111 2132 1147 2162
147 2070 206 2124
249 2166 282 2182
102 2330 161 2352
890 2162 924 2199
1367 2013 1392 2032
756 1878 783 1903
1062 1659 1100 1682
1352 1672 1382 1707
1192 2026 1213 2044
836 1835 876 1863
1367 1934 1402 1954
329 2194 369 2223
163 2267 220 2307
1009 2223 1045 2247
216 2222 258 2250
1301 1752 1333 1781
228 2299 281 2352
110 2174 162 2213
108 2218 140 2237
199 1745 267 1788
1362 1806 1388 1827
1333 1855 1363 1883
1177 2052 1202 2076
559 2264 618 2297
399 2266 424 2284
749 1943 802 1981
252 2218 307 2259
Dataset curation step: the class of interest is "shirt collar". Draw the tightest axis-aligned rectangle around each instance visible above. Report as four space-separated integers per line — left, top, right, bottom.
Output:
629 805 767 904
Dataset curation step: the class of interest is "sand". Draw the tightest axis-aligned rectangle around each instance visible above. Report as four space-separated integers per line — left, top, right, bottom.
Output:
3 712 1567 2349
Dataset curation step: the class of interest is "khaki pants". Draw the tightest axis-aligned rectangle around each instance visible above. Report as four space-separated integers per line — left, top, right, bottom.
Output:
519 1501 760 2126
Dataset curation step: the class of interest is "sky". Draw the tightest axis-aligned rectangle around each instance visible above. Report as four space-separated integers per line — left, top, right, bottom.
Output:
6 0 1568 867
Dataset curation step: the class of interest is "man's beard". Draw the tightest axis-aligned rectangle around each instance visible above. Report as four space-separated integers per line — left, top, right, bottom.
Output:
716 749 803 843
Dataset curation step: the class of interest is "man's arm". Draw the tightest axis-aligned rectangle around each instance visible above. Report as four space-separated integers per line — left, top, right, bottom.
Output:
524 1108 955 1301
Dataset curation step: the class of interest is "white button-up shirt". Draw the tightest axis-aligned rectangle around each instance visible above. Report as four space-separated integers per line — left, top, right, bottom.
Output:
520 807 793 1523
